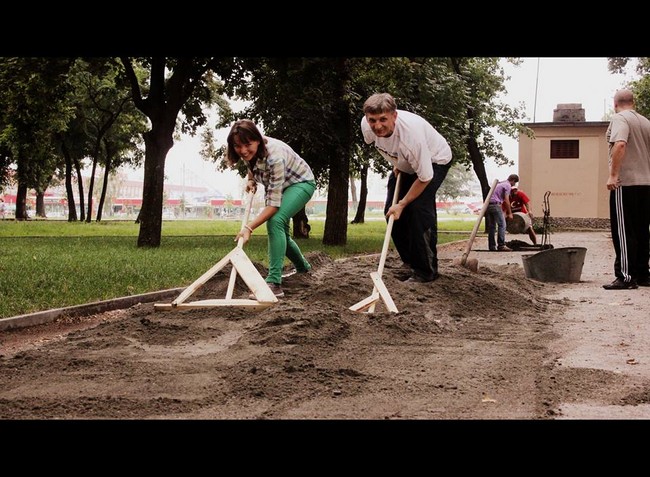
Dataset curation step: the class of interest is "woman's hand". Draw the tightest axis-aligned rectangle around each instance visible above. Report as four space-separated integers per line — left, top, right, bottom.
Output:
235 225 253 244
246 179 257 194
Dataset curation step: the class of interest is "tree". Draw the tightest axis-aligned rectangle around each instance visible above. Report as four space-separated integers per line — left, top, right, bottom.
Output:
608 58 648 116
392 58 529 202
120 57 231 247
64 59 148 222
214 57 527 243
218 57 383 245
0 57 76 220
436 164 477 202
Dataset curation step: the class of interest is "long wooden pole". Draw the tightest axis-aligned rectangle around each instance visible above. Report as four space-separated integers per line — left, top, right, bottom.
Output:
368 174 401 313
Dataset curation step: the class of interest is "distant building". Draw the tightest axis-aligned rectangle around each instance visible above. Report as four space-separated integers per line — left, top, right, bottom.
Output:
0 172 236 219
518 103 610 221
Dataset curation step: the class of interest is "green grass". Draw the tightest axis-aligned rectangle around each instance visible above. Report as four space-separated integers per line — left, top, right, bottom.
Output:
0 216 476 319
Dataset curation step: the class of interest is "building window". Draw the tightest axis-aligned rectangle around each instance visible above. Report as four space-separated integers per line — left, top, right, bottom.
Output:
550 139 579 159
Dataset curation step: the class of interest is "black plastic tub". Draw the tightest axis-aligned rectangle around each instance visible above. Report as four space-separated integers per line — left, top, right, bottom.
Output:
522 247 587 283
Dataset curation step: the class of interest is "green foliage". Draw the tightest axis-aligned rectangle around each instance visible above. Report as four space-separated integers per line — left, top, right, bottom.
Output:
437 164 477 202
606 57 649 117
629 74 650 118
0 57 77 196
1 57 530 241
212 57 527 187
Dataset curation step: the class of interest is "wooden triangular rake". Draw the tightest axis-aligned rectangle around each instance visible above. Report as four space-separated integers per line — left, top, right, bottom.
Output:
349 174 401 314
154 192 278 311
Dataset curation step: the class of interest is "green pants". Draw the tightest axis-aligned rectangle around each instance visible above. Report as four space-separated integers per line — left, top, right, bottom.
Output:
266 180 316 284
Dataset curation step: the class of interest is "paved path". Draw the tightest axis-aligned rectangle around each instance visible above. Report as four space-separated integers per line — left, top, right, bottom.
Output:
439 230 650 419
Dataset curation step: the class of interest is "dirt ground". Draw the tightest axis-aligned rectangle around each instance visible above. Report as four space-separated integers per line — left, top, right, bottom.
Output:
2 230 650 420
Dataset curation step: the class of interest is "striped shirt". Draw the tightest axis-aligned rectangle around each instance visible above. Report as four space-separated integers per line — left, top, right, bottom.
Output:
252 137 315 208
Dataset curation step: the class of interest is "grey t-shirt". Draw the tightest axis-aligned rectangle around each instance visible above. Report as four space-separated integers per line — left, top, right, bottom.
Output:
606 109 650 186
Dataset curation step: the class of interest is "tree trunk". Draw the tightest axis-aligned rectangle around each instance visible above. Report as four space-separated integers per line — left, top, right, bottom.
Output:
349 174 358 205
137 127 174 247
74 158 85 222
61 142 77 222
322 59 352 246
15 183 28 220
467 135 490 232
35 191 46 217
85 156 98 223
96 155 112 222
323 142 349 245
292 207 311 239
351 164 369 224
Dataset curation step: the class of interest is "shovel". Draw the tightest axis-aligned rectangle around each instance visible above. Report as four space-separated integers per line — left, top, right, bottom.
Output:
453 178 498 272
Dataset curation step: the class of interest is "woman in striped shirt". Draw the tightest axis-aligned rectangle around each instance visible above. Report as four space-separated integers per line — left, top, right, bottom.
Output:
226 119 316 298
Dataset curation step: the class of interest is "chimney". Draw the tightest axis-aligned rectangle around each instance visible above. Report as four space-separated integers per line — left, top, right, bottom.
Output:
553 103 585 122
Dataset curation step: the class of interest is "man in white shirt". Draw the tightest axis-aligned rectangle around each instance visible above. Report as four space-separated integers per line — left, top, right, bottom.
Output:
361 92 453 282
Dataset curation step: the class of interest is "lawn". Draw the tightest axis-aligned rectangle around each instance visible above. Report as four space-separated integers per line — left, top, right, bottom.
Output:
0 215 477 318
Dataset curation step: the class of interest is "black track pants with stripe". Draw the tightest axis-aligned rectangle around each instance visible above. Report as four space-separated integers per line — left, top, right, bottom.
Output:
385 164 451 280
609 185 650 282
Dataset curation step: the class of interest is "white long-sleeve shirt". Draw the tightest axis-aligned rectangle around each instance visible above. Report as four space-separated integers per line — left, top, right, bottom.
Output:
361 109 452 182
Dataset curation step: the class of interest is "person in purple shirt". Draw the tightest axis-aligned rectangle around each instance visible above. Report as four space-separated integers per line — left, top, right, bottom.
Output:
486 174 518 251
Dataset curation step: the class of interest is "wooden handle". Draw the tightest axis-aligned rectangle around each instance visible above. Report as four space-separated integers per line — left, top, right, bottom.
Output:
227 191 255 298
369 174 402 313
460 178 498 265
376 173 402 277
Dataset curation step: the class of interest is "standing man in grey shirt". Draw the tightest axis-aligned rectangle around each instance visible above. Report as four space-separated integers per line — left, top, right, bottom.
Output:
603 89 650 290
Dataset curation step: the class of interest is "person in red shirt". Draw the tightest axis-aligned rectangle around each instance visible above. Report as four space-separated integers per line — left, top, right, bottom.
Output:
505 186 537 244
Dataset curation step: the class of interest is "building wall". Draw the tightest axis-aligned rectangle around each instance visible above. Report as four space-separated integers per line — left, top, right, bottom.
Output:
518 121 610 219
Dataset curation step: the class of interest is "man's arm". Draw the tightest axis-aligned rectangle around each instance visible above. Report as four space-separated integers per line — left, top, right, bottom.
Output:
503 196 513 219
522 193 533 218
607 141 626 190
385 169 430 221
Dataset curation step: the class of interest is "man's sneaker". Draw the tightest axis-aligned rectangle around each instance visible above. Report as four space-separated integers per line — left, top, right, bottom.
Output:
497 245 512 252
602 278 638 290
249 283 285 299
636 278 650 287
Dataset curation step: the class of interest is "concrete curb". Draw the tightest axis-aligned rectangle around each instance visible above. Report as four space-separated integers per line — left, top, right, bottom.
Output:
0 287 184 332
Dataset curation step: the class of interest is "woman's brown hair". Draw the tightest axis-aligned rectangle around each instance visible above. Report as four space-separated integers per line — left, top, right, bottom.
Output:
225 119 268 168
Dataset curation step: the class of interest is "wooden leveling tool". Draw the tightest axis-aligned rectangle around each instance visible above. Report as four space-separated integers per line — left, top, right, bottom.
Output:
349 174 401 314
154 192 278 311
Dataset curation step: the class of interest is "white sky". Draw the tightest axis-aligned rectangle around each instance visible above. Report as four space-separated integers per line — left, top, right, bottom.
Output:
487 57 635 181
127 57 638 201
